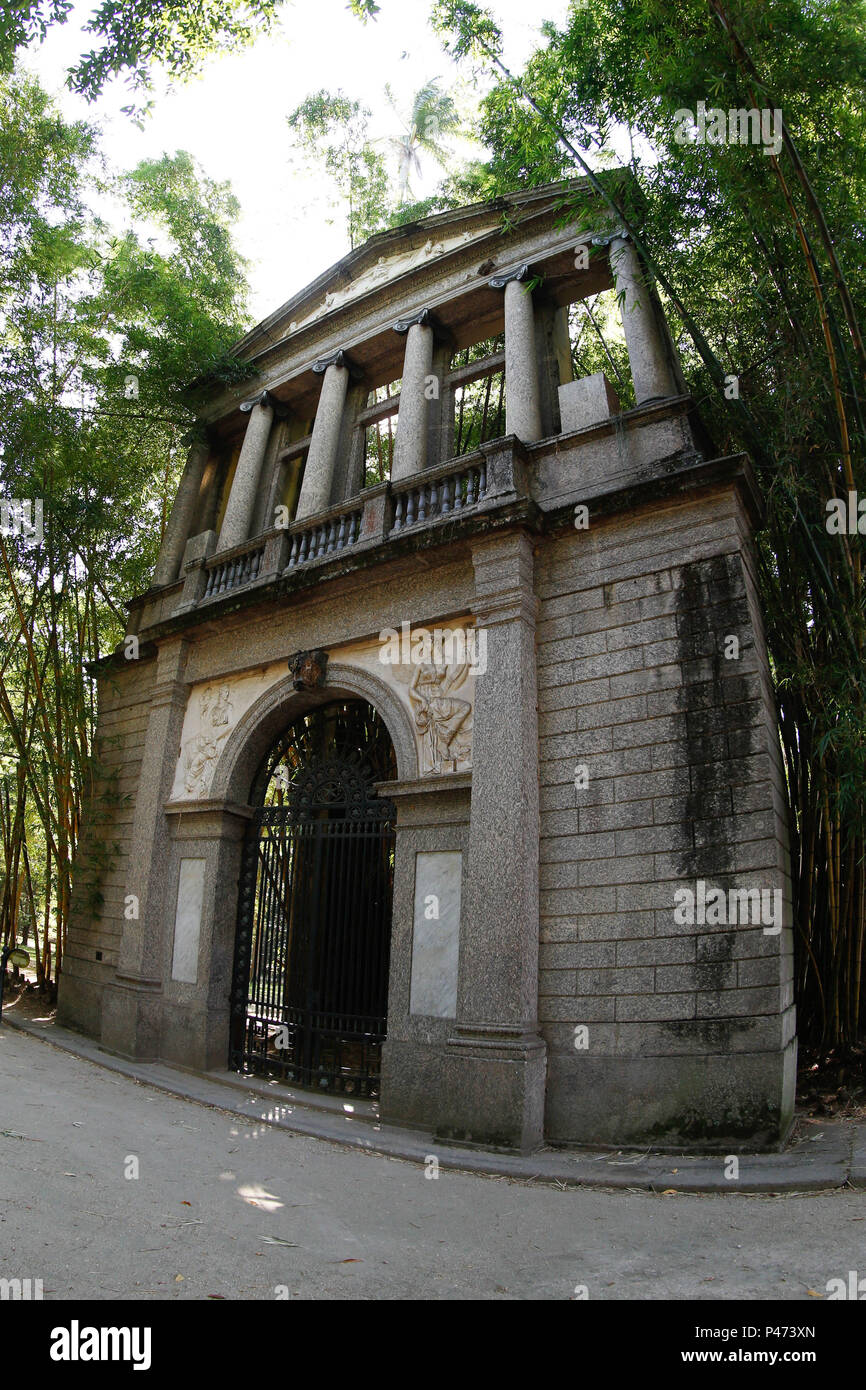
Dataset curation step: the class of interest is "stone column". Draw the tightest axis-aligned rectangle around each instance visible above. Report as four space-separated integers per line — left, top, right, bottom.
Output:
428 337 454 469
610 233 675 404
153 433 210 587
216 391 275 552
490 264 543 444
100 636 191 1060
392 309 434 481
436 530 547 1152
295 350 351 520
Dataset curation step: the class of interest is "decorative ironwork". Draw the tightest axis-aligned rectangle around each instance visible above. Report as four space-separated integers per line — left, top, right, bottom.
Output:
230 700 397 1098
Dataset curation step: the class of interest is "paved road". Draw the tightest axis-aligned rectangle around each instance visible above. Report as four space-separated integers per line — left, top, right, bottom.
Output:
1 1027 863 1301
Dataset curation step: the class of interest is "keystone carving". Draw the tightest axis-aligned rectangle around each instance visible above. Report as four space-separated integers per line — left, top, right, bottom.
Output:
289 648 329 691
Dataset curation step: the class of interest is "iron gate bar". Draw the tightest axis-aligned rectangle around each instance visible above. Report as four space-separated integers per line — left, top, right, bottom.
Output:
230 700 397 1096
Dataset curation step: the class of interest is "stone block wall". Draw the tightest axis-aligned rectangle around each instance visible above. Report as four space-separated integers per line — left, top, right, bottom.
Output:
534 482 795 1146
59 655 157 1034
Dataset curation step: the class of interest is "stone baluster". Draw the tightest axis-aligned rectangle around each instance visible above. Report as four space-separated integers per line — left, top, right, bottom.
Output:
609 233 675 404
490 263 543 444
392 309 435 482
295 349 352 521
216 392 276 552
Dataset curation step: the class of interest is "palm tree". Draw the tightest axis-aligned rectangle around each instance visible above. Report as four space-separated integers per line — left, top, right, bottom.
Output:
387 79 461 204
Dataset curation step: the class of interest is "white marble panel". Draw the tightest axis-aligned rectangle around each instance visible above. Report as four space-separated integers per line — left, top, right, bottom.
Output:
171 858 206 984
410 851 462 1018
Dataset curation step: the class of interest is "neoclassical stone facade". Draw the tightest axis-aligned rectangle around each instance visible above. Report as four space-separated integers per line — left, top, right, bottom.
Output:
60 180 796 1151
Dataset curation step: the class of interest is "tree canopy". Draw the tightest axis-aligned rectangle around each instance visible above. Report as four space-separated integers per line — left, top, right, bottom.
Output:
0 68 250 986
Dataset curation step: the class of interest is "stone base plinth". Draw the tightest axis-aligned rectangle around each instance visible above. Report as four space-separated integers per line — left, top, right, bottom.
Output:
434 1027 548 1152
100 981 162 1061
545 1040 797 1150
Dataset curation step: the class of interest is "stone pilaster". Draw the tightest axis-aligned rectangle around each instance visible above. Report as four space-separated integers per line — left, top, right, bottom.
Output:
490 264 543 444
216 391 275 551
295 350 351 520
435 530 547 1151
392 310 435 481
100 637 190 1059
153 433 210 587
610 234 675 404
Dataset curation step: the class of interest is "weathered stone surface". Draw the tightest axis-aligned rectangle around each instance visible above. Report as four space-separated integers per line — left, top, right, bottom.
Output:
558 371 620 432
61 185 794 1153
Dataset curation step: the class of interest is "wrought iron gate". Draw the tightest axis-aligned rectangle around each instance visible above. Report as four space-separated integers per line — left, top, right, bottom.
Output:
229 701 396 1097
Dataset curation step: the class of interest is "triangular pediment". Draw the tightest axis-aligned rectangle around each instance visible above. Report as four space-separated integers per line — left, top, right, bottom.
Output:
232 180 594 361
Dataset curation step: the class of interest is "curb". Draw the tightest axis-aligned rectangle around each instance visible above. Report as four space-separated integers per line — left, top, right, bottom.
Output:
2 1011 859 1195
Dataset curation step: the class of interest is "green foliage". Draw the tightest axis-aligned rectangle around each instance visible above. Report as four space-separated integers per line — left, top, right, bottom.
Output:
288 89 390 249
386 78 462 203
0 2 73 76
288 77 468 248
0 1 284 106
0 68 251 980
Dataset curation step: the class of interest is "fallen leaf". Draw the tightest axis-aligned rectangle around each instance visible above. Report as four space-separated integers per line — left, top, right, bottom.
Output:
175 1274 184 1282
181 1200 192 1206
661 1188 678 1195
806 1289 823 1298
262 1237 299 1246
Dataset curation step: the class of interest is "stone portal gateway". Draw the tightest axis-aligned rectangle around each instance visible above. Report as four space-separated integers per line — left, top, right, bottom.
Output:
230 698 397 1096
61 178 797 1151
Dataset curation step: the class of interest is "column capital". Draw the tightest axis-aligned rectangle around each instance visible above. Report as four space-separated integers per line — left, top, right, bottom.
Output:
312 348 361 378
592 225 629 248
239 388 287 418
393 307 435 334
489 261 532 289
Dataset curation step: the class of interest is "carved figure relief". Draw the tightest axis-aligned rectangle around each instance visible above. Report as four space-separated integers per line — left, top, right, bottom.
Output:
170 623 477 803
407 661 473 773
181 684 235 797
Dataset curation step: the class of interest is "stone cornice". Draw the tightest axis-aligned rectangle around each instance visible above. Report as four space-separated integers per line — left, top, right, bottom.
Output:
375 771 472 798
193 197 616 423
225 177 604 366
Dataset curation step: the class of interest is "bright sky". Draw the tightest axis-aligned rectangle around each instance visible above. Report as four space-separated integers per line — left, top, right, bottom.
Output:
23 0 573 324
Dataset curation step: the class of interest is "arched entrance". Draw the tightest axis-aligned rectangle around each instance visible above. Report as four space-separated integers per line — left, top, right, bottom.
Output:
229 698 397 1097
